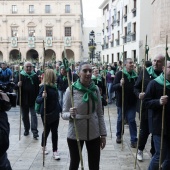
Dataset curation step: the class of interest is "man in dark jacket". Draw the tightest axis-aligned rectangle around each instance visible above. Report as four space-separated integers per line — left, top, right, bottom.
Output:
112 58 138 147
0 91 12 170
15 62 39 139
144 60 170 170
134 54 165 161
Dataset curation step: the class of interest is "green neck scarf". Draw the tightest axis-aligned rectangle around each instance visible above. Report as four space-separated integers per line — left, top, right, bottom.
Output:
107 70 114 75
122 68 137 82
154 73 170 89
62 75 67 81
91 75 102 84
72 79 98 112
20 70 36 84
146 66 158 78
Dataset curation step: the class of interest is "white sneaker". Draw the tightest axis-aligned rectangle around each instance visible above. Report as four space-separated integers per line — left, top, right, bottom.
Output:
137 150 143 161
42 147 49 155
53 151 60 160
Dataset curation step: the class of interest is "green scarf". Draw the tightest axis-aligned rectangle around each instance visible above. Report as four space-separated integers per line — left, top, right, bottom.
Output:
54 69 60 76
20 70 36 84
91 75 102 84
62 75 67 81
72 79 98 112
107 70 114 75
122 68 137 82
146 66 158 78
154 73 170 89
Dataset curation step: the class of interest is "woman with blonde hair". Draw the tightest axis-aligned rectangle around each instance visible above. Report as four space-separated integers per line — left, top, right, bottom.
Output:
36 69 62 160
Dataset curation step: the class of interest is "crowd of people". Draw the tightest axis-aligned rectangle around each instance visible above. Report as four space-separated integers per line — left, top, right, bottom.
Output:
0 54 169 170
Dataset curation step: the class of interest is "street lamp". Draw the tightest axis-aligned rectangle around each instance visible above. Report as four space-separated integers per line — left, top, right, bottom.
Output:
88 30 96 65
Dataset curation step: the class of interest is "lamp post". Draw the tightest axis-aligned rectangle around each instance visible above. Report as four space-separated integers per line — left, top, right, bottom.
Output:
88 30 96 65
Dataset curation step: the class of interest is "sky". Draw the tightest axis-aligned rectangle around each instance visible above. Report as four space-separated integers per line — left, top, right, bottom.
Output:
82 0 104 27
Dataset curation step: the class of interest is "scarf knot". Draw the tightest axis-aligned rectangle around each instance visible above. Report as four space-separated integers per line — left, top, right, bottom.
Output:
122 68 137 82
154 73 170 89
72 79 98 112
20 70 36 84
146 66 158 78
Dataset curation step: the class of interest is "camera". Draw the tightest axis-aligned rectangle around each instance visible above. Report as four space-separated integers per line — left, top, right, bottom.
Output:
0 82 17 107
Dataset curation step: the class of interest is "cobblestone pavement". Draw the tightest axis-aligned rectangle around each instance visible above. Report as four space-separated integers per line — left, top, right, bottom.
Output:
7 103 151 170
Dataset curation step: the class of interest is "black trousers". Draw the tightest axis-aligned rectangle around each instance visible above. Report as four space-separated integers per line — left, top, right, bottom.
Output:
41 118 59 152
67 137 100 170
0 153 12 170
138 116 155 156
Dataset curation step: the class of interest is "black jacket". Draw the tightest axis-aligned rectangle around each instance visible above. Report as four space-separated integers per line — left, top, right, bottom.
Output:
14 73 39 106
112 71 137 108
57 75 68 91
144 80 170 139
36 85 61 118
134 69 162 118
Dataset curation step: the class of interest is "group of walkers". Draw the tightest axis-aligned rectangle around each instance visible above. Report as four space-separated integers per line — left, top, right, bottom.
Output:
0 53 170 170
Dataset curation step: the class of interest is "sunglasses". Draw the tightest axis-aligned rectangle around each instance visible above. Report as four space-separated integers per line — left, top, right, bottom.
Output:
82 69 92 73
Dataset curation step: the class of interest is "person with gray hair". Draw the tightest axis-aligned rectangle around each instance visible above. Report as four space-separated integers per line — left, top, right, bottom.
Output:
14 61 39 139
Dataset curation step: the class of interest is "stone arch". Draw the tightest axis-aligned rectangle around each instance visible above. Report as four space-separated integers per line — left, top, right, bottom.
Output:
26 49 39 62
45 49 56 61
9 49 21 62
64 21 72 26
62 49 74 61
0 51 3 62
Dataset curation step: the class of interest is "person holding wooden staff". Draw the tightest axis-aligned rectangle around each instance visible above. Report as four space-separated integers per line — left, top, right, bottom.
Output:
134 54 164 161
62 62 107 170
112 58 138 147
144 60 170 170
36 69 62 160
14 62 39 139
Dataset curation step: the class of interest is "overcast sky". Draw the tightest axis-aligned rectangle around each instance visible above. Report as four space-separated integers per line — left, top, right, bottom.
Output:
82 0 104 27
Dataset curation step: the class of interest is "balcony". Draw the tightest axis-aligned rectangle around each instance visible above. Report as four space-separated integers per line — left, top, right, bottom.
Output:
131 32 136 41
115 39 120 46
123 14 127 22
122 36 127 44
110 41 114 47
132 8 136 17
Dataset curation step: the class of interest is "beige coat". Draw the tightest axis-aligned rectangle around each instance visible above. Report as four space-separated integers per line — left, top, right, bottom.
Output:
62 86 107 140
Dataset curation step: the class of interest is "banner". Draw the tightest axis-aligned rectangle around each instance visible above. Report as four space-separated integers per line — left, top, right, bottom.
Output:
64 37 71 47
11 37 17 47
46 37 52 47
28 37 35 48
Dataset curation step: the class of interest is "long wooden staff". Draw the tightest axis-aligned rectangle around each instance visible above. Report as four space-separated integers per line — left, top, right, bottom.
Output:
42 41 47 167
63 47 84 170
134 35 148 168
121 45 125 150
159 35 168 170
104 65 112 138
19 49 22 140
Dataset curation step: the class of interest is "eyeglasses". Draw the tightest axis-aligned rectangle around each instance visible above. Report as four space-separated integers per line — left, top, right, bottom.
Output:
82 69 92 73
26 66 32 68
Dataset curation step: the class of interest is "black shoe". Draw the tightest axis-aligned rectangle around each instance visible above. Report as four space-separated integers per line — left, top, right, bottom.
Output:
24 131 29 136
116 136 121 144
131 142 137 148
33 133 39 139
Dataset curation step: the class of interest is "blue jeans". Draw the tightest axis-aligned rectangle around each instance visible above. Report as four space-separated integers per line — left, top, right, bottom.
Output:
58 90 65 109
148 135 170 170
107 83 114 103
21 106 38 135
116 106 137 143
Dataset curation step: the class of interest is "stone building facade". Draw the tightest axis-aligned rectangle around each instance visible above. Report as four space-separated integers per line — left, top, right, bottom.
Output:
150 0 170 57
0 0 84 62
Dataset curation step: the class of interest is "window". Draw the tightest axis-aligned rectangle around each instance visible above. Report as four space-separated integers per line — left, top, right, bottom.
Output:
28 27 35 37
45 5 50 13
29 5 34 13
107 55 109 63
134 0 137 8
112 54 114 63
46 27 53 37
11 27 18 37
117 53 120 61
65 27 71 36
124 51 127 59
65 5 70 13
12 5 17 13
